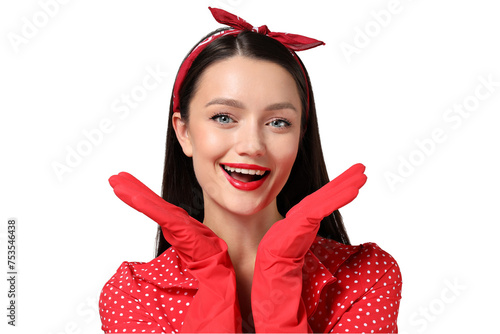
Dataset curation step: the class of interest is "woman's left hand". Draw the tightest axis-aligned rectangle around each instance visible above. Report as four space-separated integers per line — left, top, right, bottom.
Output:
251 163 367 333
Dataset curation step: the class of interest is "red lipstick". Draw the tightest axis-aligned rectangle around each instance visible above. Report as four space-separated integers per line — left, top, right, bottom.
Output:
220 163 270 191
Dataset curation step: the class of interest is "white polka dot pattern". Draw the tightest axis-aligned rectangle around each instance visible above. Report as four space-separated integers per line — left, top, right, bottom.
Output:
307 237 402 333
99 237 402 333
99 248 196 333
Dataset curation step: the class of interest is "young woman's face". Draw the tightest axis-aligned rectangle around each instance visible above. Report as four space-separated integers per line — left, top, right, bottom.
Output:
174 56 302 217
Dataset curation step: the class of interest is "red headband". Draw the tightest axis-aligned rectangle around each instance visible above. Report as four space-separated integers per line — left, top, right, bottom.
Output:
172 7 325 123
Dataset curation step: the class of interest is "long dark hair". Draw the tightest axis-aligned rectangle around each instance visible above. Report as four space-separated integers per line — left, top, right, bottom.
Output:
155 28 350 257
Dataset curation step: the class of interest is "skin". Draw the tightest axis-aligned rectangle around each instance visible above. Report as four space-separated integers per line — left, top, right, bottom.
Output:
172 55 302 329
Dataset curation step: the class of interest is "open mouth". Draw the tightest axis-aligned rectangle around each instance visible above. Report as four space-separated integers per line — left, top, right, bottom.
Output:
220 164 270 183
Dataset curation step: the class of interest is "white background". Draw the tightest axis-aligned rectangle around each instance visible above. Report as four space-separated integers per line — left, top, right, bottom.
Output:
1 0 499 333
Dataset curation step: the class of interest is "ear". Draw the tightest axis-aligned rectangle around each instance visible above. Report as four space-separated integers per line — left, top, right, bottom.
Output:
172 112 193 157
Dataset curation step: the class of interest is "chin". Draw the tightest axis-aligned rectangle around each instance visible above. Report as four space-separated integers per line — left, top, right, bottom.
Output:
228 203 265 217
225 196 276 217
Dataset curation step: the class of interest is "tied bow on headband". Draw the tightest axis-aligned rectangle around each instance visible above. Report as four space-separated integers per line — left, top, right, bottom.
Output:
208 7 325 51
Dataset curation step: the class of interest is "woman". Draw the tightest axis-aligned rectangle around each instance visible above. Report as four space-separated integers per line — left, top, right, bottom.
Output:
99 7 402 333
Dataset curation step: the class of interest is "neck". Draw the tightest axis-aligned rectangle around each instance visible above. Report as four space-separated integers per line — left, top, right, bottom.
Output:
202 198 283 267
202 197 283 331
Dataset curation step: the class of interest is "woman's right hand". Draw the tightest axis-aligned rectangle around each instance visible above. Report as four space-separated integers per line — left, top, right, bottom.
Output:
109 172 242 333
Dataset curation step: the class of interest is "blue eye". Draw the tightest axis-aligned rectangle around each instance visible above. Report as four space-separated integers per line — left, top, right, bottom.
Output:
211 113 234 124
269 119 291 128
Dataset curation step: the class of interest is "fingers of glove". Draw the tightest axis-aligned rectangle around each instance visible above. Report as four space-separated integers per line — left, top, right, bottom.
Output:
307 174 366 220
261 165 366 258
262 187 357 259
288 164 366 218
127 193 224 261
304 163 366 206
109 172 162 206
318 163 365 192
109 172 224 260
313 186 362 219
109 172 200 230
267 186 362 259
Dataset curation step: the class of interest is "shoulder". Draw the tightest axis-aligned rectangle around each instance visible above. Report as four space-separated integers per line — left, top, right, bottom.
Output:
99 247 197 333
100 247 197 294
305 237 403 332
311 236 401 278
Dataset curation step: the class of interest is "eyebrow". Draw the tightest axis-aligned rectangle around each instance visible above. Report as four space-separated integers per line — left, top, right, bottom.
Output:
265 102 298 112
205 98 244 109
205 98 298 112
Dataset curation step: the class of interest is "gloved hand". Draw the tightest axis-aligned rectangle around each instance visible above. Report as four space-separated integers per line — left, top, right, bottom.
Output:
251 163 367 333
109 172 242 333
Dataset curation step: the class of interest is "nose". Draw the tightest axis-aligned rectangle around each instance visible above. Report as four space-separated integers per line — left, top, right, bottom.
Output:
234 120 266 158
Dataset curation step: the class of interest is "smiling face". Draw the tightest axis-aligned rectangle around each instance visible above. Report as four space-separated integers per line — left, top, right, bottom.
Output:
173 56 302 218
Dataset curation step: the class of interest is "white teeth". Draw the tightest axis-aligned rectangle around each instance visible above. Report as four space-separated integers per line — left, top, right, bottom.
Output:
223 165 266 176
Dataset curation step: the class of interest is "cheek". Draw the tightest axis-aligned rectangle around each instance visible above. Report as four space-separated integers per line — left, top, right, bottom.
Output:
190 124 228 164
272 136 300 175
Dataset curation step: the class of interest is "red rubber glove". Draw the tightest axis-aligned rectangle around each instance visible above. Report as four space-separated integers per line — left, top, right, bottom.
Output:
109 172 242 333
251 163 367 333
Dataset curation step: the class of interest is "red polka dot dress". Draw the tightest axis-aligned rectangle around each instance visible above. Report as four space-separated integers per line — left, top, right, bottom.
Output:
99 236 402 333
